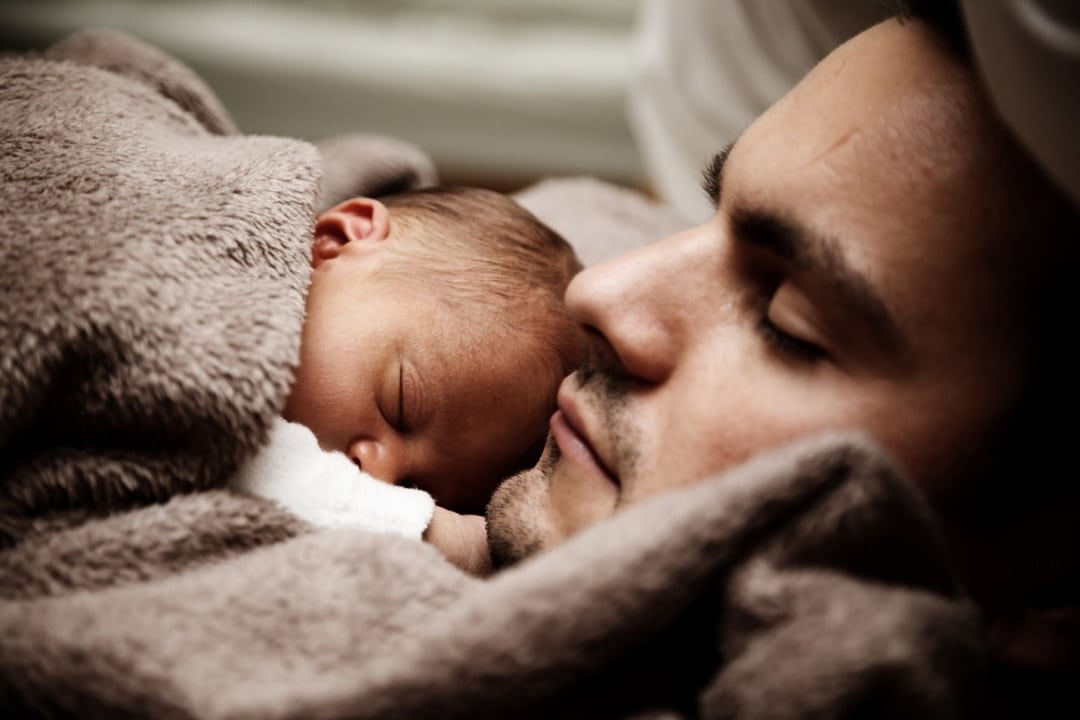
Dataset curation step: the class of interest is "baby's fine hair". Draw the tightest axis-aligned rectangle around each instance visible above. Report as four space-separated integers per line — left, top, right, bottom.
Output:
378 185 585 386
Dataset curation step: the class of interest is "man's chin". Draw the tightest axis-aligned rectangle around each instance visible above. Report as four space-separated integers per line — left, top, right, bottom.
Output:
486 447 559 569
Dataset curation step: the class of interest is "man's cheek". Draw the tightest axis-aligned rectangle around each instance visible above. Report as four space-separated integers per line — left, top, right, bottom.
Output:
549 461 619 539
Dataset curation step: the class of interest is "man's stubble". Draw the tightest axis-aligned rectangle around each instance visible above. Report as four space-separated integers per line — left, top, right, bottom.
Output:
486 356 641 567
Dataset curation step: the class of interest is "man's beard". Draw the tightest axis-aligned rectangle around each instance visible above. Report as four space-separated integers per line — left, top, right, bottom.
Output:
486 355 640 568
486 438 561 569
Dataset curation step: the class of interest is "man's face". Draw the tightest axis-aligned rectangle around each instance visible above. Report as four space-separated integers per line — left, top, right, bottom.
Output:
490 19 1041 560
284 234 553 514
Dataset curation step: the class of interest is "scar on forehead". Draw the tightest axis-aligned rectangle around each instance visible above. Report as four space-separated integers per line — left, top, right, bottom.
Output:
802 127 862 170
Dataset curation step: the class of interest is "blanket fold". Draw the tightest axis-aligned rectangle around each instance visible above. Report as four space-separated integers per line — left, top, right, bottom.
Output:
0 34 317 540
0 29 435 543
0 434 984 719
0 29 986 718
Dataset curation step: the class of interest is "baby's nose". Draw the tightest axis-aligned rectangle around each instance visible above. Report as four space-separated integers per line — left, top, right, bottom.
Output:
346 438 406 485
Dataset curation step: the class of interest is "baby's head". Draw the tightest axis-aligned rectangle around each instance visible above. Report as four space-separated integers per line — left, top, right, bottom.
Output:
285 186 583 513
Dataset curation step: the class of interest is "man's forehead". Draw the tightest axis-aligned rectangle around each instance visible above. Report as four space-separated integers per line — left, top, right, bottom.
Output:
702 22 1037 363
799 19 967 105
728 27 1000 239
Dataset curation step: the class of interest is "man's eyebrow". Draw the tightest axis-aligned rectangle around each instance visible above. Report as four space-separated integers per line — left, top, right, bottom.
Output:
701 140 736 209
730 206 910 362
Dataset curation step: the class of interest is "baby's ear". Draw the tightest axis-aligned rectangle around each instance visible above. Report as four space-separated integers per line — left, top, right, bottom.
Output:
311 197 391 267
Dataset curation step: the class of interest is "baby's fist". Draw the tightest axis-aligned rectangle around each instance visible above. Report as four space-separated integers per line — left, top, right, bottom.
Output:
423 507 493 577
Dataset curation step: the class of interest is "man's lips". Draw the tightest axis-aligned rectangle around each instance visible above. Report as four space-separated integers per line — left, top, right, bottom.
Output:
550 393 618 486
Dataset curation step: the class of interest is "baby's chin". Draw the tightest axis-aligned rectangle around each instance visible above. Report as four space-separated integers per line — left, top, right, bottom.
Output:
485 436 561 569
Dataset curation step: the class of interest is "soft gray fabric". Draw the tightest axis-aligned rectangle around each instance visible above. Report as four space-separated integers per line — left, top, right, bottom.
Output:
0 29 986 718
44 27 239 137
1 434 985 719
515 176 689 266
0 32 315 542
0 29 436 544
317 132 439 212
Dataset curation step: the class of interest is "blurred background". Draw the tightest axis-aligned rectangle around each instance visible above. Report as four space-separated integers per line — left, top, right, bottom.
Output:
1 0 886 223
0 0 645 194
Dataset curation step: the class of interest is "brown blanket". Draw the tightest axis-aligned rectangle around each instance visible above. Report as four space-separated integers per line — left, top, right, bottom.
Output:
0 30 986 718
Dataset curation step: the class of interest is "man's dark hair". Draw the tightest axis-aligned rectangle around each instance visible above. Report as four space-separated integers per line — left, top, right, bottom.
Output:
886 0 970 58
889 0 1080 621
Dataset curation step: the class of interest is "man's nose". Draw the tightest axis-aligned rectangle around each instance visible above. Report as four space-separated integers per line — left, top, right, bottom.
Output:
346 437 407 484
564 231 700 385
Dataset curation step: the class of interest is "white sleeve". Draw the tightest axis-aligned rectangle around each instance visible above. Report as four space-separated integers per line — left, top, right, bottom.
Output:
230 417 435 539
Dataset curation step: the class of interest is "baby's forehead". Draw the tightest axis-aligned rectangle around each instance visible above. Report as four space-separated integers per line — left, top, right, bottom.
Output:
405 275 572 411
426 333 553 433
442 318 553 387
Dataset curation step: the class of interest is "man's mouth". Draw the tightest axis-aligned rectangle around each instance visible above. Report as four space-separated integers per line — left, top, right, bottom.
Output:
549 392 619 487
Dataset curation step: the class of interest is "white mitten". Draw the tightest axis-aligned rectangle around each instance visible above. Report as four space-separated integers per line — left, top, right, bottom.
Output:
231 418 435 539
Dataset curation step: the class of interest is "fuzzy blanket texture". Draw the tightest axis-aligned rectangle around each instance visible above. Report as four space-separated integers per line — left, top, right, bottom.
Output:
0 29 986 718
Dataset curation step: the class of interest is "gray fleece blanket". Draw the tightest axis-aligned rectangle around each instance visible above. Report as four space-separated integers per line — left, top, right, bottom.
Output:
0 30 985 718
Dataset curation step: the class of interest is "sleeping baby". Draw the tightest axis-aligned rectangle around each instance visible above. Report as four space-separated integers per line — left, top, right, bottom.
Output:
231 186 583 574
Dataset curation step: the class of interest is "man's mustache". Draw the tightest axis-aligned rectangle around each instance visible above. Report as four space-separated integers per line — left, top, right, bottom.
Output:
572 352 632 401
568 351 640 486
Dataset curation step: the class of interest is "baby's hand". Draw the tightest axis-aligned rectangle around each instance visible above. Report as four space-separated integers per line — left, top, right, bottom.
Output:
423 507 493 577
